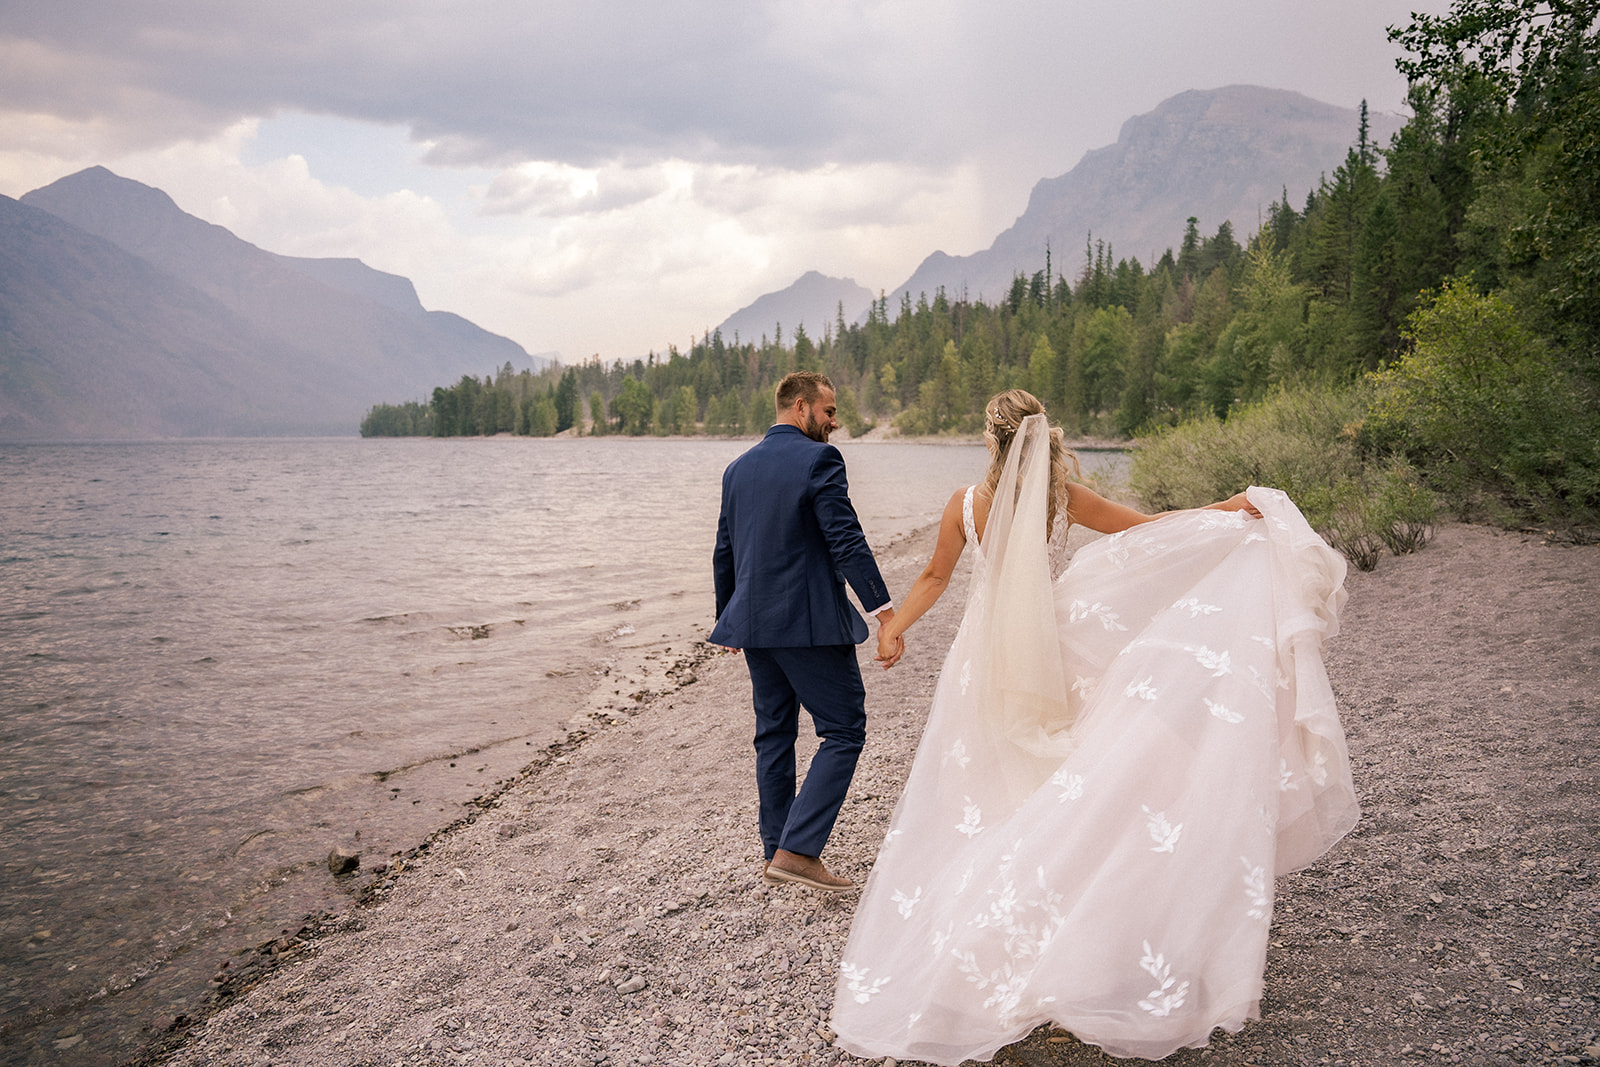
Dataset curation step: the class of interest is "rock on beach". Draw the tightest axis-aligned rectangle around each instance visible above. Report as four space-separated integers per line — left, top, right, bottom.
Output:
147 521 1598 1067
327 848 361 876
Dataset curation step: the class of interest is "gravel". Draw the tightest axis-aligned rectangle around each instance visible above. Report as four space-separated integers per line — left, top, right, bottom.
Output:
136 520 1598 1067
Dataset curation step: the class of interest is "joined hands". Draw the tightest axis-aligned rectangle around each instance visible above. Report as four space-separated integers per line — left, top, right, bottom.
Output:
874 606 905 669
875 629 905 669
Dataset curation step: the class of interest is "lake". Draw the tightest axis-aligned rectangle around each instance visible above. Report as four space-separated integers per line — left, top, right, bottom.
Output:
0 435 1127 1065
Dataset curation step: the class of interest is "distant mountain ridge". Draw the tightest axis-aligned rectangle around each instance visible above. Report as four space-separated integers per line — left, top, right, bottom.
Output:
274 254 427 315
3 87 1399 439
0 194 349 438
726 86 1403 333
889 86 1403 307
714 270 873 345
2 167 545 439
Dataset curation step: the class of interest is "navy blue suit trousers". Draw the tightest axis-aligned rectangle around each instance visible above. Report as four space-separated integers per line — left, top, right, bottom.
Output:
743 644 867 860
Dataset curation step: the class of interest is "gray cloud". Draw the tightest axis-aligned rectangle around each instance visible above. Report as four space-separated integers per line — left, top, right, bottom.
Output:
0 0 1446 257
0 0 953 168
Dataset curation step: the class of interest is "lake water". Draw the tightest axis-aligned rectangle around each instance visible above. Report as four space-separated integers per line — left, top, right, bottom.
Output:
0 435 1126 1065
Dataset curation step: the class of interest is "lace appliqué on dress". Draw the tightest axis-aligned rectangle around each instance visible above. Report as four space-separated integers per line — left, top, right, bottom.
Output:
967 482 1071 579
1046 504 1072 580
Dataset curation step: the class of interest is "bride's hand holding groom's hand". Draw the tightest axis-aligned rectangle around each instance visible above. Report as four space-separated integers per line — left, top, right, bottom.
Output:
875 628 905 669
874 606 906 669
873 488 966 668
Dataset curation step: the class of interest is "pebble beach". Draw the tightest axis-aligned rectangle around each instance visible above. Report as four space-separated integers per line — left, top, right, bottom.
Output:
122 518 1598 1067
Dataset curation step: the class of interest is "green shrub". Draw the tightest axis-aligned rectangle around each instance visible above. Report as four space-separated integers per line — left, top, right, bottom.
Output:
1320 480 1386 572
1370 460 1437 555
1364 280 1600 527
893 399 935 437
836 385 873 438
1129 384 1368 532
1129 385 1447 570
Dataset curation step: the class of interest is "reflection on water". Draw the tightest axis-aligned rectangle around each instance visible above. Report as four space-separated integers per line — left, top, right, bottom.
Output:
0 436 1123 1065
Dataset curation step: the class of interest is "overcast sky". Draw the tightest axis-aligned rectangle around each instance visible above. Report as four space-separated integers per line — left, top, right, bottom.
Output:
0 0 1445 363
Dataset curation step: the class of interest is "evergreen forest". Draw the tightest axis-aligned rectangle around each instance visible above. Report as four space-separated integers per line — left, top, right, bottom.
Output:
361 0 1599 558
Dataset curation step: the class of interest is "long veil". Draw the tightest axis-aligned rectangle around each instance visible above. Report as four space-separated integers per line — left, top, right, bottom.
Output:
973 413 1077 759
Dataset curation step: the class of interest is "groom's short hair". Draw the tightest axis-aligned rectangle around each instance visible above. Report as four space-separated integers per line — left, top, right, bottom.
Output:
776 371 833 412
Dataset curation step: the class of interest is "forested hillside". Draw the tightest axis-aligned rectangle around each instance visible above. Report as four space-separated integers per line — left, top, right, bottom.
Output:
364 0 1597 548
363 149 1387 444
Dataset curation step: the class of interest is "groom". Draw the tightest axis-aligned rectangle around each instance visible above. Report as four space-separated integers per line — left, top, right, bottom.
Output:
711 371 901 892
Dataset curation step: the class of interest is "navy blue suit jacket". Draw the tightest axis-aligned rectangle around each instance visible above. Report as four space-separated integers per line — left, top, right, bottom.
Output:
710 425 889 648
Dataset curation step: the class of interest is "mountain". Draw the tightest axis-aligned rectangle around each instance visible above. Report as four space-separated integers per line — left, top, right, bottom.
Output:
887 86 1403 309
5 166 544 439
715 271 874 344
0 194 354 438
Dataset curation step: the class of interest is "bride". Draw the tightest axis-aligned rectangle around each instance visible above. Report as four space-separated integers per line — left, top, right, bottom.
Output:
832 390 1358 1063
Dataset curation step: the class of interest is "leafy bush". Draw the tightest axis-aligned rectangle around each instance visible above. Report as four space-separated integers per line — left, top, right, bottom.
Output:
1364 280 1600 527
1129 384 1368 531
1130 385 1441 570
1370 460 1436 555
836 385 874 438
1320 480 1386 572
1314 463 1438 571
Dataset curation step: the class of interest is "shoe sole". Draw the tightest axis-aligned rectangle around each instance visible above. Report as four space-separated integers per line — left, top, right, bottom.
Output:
762 866 858 892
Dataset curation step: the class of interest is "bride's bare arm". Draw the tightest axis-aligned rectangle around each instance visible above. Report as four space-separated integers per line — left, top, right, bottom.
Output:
1065 482 1260 535
875 488 968 668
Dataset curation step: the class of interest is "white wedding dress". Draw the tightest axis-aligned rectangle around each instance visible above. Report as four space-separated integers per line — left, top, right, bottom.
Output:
832 416 1357 1064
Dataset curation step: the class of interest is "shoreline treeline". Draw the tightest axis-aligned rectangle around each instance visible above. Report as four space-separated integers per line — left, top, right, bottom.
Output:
362 0 1597 551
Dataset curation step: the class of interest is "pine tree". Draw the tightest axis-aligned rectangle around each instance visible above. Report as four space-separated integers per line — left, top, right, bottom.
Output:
1177 218 1202 280
554 368 580 432
1027 334 1058 411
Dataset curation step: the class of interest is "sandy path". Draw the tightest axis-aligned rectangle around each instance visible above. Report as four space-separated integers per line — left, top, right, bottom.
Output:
134 522 1598 1067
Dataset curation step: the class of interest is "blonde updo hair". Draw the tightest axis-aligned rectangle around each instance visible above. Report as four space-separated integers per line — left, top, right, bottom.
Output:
981 389 1081 534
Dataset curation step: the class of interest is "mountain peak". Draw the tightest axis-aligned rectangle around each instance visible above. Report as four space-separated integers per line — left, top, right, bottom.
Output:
716 272 873 343
888 85 1402 306
27 164 184 218
5 167 542 439
28 165 189 216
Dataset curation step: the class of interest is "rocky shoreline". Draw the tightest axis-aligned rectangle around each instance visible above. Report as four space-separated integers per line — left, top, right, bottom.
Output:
125 520 1597 1067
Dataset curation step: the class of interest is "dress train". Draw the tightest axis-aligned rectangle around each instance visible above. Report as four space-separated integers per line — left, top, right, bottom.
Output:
831 470 1355 1064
